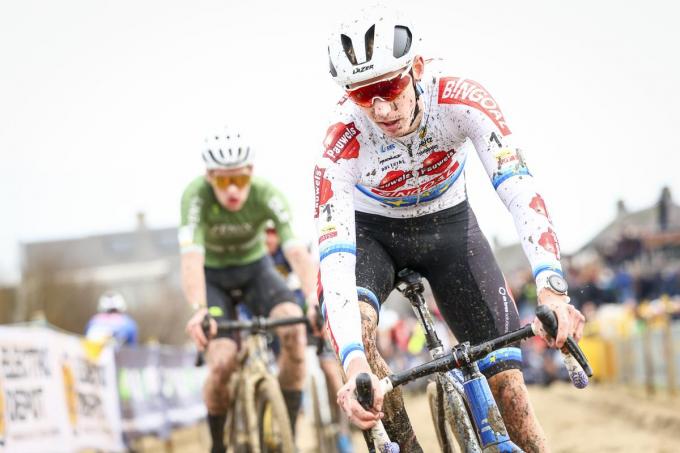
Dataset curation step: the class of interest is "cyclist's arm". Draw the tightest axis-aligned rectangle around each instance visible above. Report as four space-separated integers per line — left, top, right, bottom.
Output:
459 81 563 287
461 80 584 345
313 160 366 373
181 251 206 309
179 182 208 310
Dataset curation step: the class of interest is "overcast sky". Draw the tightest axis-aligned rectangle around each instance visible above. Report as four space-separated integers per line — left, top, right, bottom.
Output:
1 0 679 283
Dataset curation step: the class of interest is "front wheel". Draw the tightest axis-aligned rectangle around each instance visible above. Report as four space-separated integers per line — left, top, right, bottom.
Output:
427 380 462 453
255 376 296 453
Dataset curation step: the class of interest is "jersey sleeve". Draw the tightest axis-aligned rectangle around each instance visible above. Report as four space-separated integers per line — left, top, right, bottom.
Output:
261 181 298 249
444 77 564 286
315 121 366 372
179 178 207 254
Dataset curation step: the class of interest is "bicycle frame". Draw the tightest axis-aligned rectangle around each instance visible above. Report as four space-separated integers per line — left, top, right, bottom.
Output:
363 269 592 452
396 269 519 452
394 270 481 452
202 315 307 453
213 324 271 452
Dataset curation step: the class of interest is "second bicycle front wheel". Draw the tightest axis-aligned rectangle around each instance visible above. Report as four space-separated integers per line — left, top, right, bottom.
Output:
255 376 295 453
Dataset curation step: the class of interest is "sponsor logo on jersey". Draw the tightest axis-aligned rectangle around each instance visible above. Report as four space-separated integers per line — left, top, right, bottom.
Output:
209 222 252 237
491 148 530 189
357 153 465 207
538 228 560 260
438 77 511 136
314 166 334 218
379 143 397 153
375 150 457 195
323 122 361 162
319 224 338 243
378 170 410 191
318 231 338 243
529 194 551 220
422 150 455 176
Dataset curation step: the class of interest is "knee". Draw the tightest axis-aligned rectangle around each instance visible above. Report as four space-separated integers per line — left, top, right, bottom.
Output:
271 302 306 351
488 369 527 402
207 339 238 380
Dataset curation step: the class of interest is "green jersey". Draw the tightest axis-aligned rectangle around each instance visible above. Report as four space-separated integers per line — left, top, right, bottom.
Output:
179 176 296 268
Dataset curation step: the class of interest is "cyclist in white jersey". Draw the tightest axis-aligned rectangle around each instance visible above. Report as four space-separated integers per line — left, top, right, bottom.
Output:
314 7 585 452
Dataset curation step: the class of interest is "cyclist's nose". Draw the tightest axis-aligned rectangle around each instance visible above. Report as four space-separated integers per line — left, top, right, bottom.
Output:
372 98 393 118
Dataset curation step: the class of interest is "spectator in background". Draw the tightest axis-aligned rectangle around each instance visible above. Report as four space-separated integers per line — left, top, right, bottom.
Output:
264 220 305 305
85 291 138 347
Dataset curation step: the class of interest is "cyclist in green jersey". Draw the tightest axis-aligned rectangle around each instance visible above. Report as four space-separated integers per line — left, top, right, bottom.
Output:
180 128 319 453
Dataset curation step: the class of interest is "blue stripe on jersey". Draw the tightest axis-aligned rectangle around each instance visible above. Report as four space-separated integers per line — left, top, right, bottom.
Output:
477 347 522 373
319 243 356 261
340 342 365 368
532 265 564 279
492 167 531 190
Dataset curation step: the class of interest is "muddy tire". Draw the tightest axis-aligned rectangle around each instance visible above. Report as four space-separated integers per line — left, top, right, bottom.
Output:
255 376 295 453
427 380 462 453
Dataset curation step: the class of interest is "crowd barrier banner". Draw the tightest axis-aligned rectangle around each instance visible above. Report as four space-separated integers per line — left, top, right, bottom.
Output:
0 325 124 453
116 345 206 439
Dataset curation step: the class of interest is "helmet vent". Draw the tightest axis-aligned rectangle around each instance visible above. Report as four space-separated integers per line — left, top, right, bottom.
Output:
340 34 358 65
364 25 375 62
328 47 338 77
393 25 412 58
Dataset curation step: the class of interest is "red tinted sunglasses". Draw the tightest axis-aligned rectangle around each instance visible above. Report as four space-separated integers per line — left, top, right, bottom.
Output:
346 65 413 108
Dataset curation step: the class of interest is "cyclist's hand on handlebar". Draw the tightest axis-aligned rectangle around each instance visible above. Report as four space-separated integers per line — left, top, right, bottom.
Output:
185 308 217 351
535 290 585 348
337 359 384 430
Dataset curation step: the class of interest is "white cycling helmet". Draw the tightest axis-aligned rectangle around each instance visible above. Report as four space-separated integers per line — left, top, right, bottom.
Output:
202 127 254 170
98 291 127 313
328 5 419 90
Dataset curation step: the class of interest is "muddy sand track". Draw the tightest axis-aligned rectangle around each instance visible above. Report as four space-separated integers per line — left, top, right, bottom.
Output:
135 383 680 453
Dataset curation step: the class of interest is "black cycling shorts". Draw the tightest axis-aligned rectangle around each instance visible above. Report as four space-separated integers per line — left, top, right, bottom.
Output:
353 200 522 378
205 255 297 338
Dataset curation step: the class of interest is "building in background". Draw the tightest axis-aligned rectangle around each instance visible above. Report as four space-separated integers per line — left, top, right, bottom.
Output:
17 214 188 343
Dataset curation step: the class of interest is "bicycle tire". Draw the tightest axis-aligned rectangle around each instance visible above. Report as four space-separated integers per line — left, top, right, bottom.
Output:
310 375 337 453
228 381 253 453
427 380 461 453
255 376 296 453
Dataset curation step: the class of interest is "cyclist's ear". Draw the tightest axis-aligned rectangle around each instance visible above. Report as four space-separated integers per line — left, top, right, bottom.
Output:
412 55 425 82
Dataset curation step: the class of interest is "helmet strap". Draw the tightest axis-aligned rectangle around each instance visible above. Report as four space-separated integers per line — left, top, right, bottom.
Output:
409 70 423 127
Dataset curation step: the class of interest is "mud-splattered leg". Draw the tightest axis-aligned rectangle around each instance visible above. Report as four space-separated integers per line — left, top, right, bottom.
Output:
488 369 549 453
360 303 423 453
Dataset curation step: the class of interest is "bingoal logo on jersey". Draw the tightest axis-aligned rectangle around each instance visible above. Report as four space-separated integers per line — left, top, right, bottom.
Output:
323 122 361 162
438 77 511 136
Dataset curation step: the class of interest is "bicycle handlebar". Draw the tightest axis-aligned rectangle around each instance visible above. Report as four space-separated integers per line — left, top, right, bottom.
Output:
373 306 592 391
193 314 309 367
213 315 309 334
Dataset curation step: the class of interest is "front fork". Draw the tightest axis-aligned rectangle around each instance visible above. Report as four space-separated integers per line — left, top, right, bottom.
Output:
459 360 523 453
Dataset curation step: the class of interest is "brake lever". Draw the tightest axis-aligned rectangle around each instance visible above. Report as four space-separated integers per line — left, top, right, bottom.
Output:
356 372 374 409
535 305 593 387
195 313 212 367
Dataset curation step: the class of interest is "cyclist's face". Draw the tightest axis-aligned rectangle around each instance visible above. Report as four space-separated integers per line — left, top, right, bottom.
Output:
207 166 253 212
353 56 425 138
